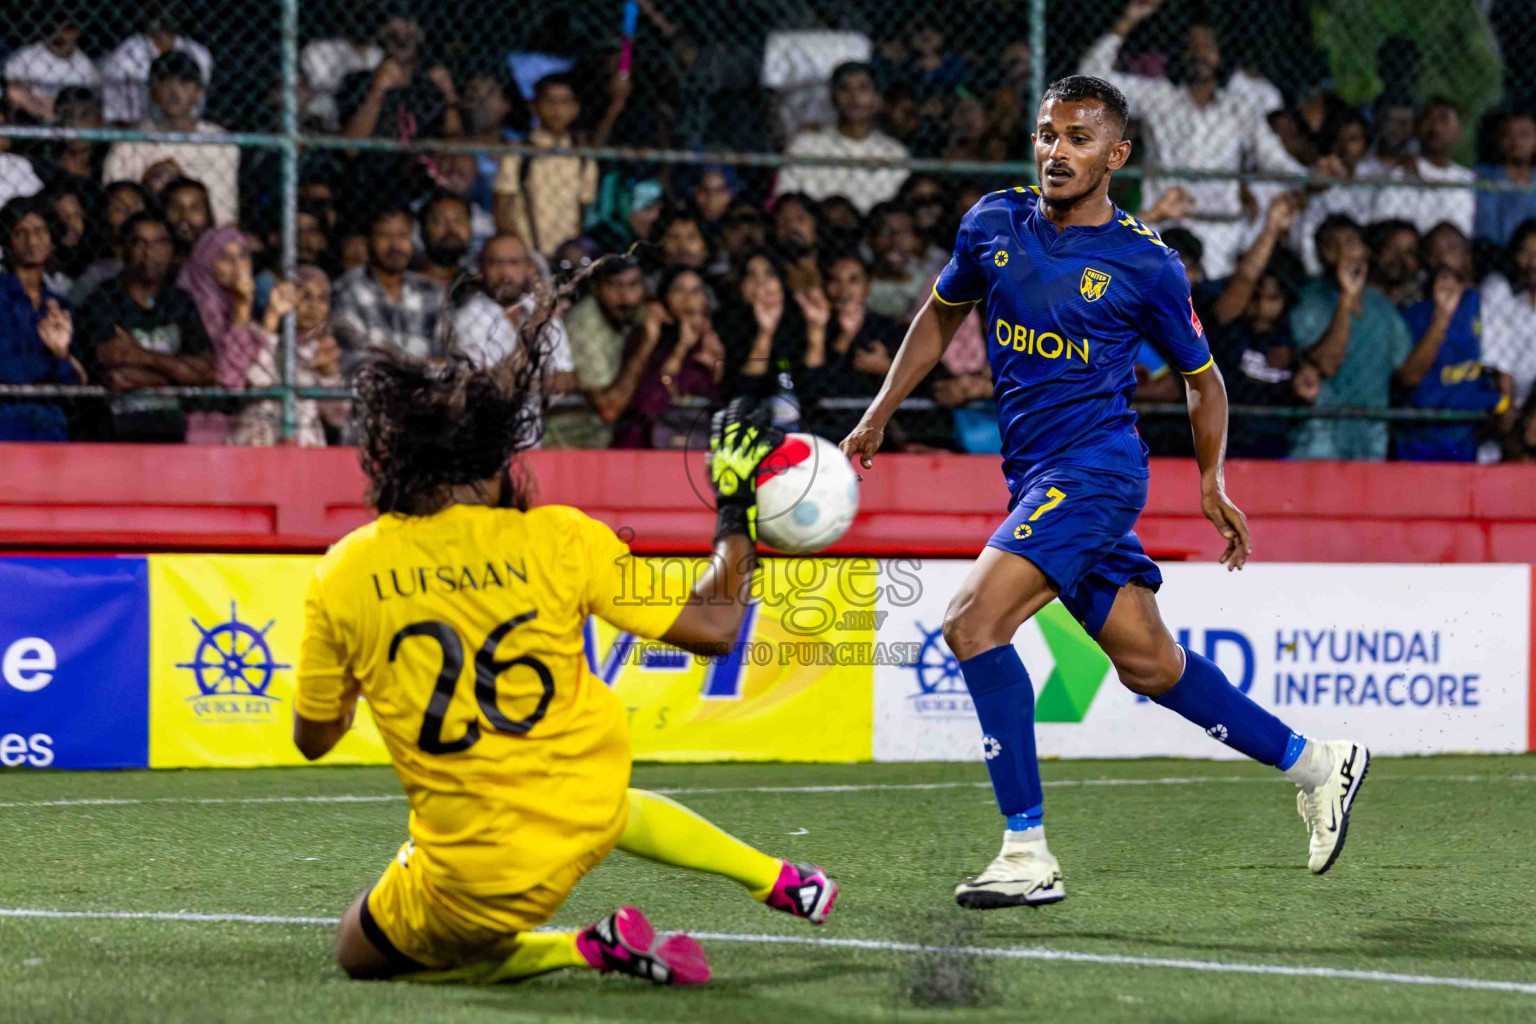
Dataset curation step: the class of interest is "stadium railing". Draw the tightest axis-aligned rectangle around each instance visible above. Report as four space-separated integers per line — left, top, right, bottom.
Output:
0 0 1530 446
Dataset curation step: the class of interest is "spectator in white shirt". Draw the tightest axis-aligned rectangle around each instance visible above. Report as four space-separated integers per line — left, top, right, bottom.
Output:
450 233 574 450
1367 98 1476 238
1294 110 1377 275
1481 219 1536 421
300 26 382 131
0 100 44 210
102 51 238 228
776 62 908 215
4 16 99 122
96 7 212 125
1079 0 1334 277
452 232 574 379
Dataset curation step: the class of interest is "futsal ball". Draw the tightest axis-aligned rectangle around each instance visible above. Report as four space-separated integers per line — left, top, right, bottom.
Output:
754 433 860 554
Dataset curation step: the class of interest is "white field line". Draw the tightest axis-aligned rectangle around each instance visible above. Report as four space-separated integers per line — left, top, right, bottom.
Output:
1 907 1533 996
1 773 1533 811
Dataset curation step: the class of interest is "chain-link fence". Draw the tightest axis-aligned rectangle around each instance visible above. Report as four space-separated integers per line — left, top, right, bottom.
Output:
0 0 1533 460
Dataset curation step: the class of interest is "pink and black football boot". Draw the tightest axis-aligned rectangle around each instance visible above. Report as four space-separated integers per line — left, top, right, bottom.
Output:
763 862 839 925
575 906 710 985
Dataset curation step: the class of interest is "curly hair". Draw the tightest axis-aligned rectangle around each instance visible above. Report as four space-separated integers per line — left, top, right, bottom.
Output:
353 254 622 516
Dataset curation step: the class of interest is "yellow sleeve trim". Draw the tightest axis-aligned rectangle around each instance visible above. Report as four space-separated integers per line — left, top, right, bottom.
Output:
1495 393 1512 415
1179 355 1215 376
932 282 979 307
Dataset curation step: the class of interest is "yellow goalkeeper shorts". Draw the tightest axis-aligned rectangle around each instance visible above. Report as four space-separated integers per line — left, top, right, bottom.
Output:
360 835 618 970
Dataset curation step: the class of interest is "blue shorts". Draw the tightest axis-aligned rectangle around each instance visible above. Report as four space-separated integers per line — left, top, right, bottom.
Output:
986 463 1162 637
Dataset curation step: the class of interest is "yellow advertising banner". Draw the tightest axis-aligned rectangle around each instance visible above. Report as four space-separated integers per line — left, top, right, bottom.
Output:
598 557 876 762
147 553 876 767
148 554 390 768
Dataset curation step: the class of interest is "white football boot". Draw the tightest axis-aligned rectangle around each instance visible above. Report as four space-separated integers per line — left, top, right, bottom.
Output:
954 835 1065 909
1296 739 1370 875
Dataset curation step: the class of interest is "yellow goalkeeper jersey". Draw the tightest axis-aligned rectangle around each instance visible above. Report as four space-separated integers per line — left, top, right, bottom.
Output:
296 503 684 895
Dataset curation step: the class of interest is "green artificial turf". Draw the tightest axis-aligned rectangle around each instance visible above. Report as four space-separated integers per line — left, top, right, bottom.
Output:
2 756 1534 1023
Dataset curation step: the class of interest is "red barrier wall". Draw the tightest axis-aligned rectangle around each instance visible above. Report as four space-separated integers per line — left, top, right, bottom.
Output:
1 443 1535 562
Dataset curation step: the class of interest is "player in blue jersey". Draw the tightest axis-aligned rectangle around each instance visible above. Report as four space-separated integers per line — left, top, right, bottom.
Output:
841 76 1369 908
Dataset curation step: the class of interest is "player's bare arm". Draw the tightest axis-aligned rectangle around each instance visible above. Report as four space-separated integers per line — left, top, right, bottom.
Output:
660 531 757 656
1183 363 1252 570
841 294 971 469
294 698 356 761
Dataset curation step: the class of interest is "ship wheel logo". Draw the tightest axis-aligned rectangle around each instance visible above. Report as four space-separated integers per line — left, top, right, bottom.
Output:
905 621 966 696
175 600 291 700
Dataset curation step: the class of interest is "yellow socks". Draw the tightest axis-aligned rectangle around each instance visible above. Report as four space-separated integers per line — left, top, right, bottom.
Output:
400 932 589 985
619 788 784 900
484 932 590 982
404 789 786 987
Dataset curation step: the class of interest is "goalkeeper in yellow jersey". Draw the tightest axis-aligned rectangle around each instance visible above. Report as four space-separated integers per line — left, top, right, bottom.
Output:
292 281 837 986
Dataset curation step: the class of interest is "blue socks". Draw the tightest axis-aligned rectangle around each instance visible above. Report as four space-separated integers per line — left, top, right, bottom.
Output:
1006 806 1043 832
959 645 1044 830
1154 645 1301 768
960 642 1308 836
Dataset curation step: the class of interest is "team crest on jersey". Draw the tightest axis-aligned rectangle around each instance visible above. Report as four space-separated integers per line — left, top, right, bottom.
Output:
1080 267 1111 302
994 250 1009 267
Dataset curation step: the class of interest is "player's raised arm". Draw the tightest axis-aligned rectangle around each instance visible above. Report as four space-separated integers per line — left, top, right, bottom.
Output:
658 400 782 656
841 286 973 469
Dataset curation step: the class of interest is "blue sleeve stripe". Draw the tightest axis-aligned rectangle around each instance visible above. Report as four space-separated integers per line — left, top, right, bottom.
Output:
1179 355 1215 376
932 282 979 307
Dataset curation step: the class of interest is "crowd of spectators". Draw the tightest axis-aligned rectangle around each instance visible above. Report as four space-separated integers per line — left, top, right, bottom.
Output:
1 0 1535 460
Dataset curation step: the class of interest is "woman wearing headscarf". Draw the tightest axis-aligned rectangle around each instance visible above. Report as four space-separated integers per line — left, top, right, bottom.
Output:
234 264 345 447
177 225 281 442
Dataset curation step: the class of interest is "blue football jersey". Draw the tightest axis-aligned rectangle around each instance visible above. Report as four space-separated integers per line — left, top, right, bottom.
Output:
1396 290 1503 461
935 186 1211 498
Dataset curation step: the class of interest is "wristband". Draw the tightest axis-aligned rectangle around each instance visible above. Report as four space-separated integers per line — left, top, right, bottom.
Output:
714 504 756 545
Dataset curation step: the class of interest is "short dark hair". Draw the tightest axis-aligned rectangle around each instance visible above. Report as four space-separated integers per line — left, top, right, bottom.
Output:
657 264 706 303
0 195 58 264
653 202 703 237
1364 217 1418 254
52 85 99 123
1040 75 1129 136
1509 218 1536 255
1421 220 1468 259
591 254 642 283
1314 212 1362 256
1261 246 1306 305
821 250 871 279
120 210 172 243
297 197 331 224
532 72 578 102
830 61 874 92
103 179 154 212
723 202 767 228
866 200 912 233
370 205 415 232
148 50 203 87
1161 227 1204 265
1420 95 1460 122
162 175 208 202
421 192 470 221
